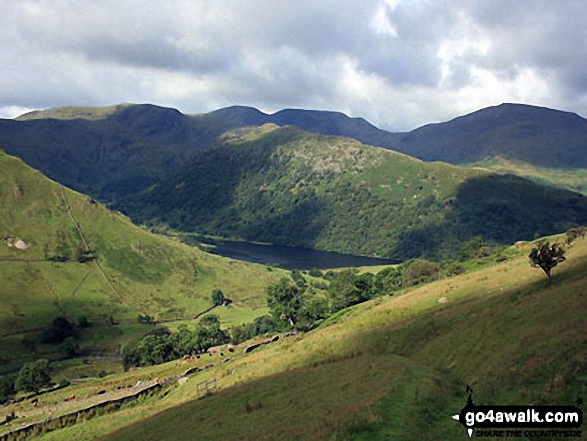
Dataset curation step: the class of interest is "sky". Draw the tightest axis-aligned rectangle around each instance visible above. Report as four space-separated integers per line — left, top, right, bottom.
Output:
1 0 587 131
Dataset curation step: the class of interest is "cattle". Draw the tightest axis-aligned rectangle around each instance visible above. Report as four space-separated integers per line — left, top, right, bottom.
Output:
64 394 75 401
97 390 106 395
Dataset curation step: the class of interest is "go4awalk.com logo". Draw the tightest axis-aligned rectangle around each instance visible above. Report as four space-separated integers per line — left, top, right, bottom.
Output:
452 387 583 438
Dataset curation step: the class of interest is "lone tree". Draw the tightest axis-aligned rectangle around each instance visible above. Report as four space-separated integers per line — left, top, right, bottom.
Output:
529 242 566 282
211 289 226 307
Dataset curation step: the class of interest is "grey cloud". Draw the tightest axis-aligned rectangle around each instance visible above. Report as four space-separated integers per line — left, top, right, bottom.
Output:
1 0 586 130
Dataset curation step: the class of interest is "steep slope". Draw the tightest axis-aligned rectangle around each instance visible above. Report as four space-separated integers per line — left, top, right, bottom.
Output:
0 104 400 202
4 102 587 206
0 104 257 202
122 125 587 260
37 236 587 440
0 150 281 371
394 103 587 168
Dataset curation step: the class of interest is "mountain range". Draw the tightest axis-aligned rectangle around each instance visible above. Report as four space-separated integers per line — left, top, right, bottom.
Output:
2 101 587 260
3 102 586 200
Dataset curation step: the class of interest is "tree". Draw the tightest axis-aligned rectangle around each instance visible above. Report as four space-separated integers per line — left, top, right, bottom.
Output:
211 289 226 307
16 359 52 393
374 266 404 295
267 278 305 329
192 315 229 352
403 259 440 287
460 236 491 261
41 317 75 344
529 242 565 282
327 270 374 312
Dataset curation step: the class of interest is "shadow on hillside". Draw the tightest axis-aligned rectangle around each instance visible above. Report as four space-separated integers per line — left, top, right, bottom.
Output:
394 174 587 259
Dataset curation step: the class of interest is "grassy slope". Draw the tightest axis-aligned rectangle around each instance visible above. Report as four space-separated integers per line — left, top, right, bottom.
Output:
0 150 284 372
22 236 585 440
469 156 587 196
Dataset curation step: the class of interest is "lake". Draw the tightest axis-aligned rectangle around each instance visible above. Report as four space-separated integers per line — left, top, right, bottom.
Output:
206 240 399 270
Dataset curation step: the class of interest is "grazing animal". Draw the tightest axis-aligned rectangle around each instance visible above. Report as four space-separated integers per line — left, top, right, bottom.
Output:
97 390 106 395
64 394 75 401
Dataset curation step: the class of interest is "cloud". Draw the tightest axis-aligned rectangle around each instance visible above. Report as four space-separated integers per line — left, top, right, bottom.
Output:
0 0 586 130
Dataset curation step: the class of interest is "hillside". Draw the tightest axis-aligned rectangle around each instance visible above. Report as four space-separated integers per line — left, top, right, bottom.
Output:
3 102 587 203
7 234 585 440
0 105 216 201
0 104 398 202
393 103 587 168
121 124 587 260
0 150 282 373
467 156 587 196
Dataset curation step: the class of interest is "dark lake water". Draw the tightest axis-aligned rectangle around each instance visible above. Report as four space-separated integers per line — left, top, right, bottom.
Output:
207 240 398 270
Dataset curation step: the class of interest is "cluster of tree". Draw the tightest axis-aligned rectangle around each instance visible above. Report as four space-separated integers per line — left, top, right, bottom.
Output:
263 259 453 332
39 316 85 359
0 359 53 403
229 315 279 345
41 317 75 344
122 315 229 370
43 230 94 263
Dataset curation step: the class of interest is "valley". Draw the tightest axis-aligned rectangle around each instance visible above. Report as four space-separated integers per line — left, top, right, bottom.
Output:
0 101 586 440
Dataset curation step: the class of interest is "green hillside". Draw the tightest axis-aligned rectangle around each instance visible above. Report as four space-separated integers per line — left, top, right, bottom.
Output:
0 150 283 373
469 156 587 196
9 235 583 440
0 104 399 203
123 124 587 260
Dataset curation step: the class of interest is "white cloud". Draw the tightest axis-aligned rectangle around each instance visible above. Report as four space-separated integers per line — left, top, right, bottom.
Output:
1 0 586 130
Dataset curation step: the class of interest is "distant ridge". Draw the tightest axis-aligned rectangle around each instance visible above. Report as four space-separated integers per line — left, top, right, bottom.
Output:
1 102 587 202
392 103 587 168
